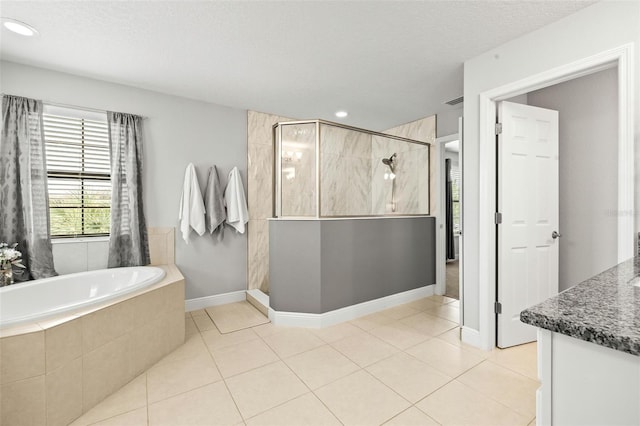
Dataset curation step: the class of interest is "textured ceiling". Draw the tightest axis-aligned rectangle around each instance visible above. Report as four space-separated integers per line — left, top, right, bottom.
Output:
0 1 596 130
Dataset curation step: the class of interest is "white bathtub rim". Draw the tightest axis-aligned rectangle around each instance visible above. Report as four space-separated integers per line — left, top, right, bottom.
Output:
0 265 176 332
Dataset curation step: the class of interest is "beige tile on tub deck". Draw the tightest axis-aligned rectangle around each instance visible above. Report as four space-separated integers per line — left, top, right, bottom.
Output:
457 360 539 419
384 407 439 426
284 344 359 390
406 337 485 378
45 317 82 373
149 381 242 426
225 361 308 419
128 317 166 378
366 352 452 403
0 330 45 384
0 375 46 426
82 300 135 353
46 356 82 426
70 374 147 426
315 370 411 426
416 380 530 426
148 229 170 266
246 393 341 426
82 334 132 412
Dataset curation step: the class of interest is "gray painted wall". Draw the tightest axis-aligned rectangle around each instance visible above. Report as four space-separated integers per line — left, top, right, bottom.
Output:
270 217 436 313
436 106 462 138
528 67 618 291
1 61 248 300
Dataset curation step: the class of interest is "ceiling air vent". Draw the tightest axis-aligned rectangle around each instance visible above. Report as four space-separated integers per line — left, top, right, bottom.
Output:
444 96 464 106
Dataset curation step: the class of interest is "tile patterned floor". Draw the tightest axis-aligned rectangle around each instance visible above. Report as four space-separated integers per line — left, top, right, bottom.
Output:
70 296 538 426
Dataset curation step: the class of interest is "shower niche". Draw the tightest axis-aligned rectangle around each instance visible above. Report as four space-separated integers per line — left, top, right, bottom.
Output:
268 120 436 323
273 120 430 218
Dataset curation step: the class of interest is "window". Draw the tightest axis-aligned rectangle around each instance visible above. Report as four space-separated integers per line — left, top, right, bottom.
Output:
43 107 111 237
450 166 461 234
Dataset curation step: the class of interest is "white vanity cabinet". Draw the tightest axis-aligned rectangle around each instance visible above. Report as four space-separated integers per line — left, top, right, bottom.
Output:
536 328 640 426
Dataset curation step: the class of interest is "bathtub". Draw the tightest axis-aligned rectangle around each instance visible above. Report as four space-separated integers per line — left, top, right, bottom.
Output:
0 266 166 328
0 264 185 426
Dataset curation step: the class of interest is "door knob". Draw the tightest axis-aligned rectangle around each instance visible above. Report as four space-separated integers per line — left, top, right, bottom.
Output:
552 231 562 239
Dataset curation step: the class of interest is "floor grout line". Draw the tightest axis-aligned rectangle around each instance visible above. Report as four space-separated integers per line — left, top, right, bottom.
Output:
75 295 538 426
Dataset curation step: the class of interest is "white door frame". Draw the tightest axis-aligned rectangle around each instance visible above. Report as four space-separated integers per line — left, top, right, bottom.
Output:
435 133 460 297
475 43 635 350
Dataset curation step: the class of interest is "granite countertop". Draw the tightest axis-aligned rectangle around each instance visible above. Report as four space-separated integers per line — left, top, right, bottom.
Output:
520 256 640 356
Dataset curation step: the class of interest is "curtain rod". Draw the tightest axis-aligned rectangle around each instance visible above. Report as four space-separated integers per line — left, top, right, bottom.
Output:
1 93 147 119
44 100 147 119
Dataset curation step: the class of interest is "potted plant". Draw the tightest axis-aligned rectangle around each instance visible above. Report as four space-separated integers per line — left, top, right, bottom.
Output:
0 243 26 286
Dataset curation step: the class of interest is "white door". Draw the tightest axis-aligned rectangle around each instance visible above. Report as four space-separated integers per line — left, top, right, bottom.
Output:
497 101 559 348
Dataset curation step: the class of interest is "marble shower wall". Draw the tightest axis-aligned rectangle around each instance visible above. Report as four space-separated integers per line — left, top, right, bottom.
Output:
320 125 372 216
281 123 316 216
371 137 430 215
383 115 436 214
247 111 295 292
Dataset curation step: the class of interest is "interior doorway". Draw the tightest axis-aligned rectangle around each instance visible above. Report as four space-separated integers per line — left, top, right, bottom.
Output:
436 123 463 325
444 139 461 300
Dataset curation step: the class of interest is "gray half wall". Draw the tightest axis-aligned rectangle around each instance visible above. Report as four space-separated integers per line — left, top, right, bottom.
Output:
269 216 435 314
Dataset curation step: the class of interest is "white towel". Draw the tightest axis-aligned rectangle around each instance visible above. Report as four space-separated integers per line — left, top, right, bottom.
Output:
178 163 206 243
204 165 226 240
224 166 248 234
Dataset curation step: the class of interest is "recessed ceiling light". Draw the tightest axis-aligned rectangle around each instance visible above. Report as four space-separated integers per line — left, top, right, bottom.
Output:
2 18 39 37
335 111 348 118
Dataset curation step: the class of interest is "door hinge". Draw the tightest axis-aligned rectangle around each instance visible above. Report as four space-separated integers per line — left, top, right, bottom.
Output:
495 123 503 135
495 212 502 224
494 301 502 314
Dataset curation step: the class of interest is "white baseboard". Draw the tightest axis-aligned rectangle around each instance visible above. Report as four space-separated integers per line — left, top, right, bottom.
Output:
461 326 485 349
185 290 246 312
269 284 435 328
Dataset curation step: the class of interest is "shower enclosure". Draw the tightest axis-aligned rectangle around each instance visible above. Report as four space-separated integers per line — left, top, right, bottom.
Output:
268 119 436 322
273 120 430 218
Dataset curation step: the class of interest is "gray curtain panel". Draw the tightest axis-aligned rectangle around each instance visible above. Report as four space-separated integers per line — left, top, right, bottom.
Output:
107 111 150 267
0 94 57 280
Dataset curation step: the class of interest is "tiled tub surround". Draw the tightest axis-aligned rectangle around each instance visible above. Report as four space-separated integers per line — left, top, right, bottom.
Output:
0 264 185 426
520 256 640 356
50 227 175 276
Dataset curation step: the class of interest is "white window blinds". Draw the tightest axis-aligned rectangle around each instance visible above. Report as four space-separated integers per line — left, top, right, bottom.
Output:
43 109 111 237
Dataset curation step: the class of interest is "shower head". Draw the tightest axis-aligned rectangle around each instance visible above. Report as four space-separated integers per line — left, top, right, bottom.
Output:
381 153 397 171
